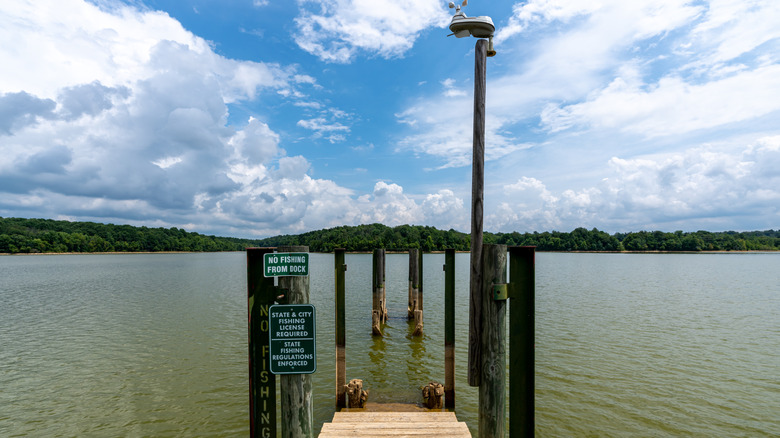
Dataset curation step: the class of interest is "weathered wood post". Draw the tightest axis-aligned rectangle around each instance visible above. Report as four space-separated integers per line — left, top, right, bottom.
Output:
418 248 424 313
479 244 507 438
509 246 535 437
408 248 419 319
444 248 456 409
335 248 347 408
346 379 368 408
409 248 424 335
247 247 277 438
279 245 313 438
468 38 488 388
372 248 386 336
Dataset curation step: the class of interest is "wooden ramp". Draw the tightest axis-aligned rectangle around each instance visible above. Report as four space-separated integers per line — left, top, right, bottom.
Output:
318 411 471 437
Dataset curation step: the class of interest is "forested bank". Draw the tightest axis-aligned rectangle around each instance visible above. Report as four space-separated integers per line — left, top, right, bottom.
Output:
1 217 777 254
0 217 260 254
256 223 779 252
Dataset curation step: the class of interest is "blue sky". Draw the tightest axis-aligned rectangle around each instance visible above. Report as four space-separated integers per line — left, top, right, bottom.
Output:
1 0 779 238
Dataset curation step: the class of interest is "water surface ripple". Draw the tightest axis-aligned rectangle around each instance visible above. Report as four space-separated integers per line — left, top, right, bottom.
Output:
1 252 778 437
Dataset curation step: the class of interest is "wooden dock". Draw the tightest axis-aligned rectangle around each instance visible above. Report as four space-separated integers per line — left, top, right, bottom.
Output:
318 411 471 437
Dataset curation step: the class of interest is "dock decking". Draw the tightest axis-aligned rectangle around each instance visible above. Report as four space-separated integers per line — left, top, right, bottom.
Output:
318 411 471 437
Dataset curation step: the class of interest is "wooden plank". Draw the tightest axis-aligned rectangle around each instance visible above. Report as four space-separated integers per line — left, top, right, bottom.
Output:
331 412 458 422
319 423 470 437
320 410 471 437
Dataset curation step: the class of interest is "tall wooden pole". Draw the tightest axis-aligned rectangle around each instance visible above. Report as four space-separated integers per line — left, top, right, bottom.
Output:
509 246 535 437
444 248 456 409
468 38 488 387
479 244 507 438
335 248 346 409
279 245 313 438
247 248 277 438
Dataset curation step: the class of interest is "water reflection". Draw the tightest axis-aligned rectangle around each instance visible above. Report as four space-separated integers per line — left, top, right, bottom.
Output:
368 333 387 388
406 320 428 387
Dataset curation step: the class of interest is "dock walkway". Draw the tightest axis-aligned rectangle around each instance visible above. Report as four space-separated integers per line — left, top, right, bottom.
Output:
318 411 471 437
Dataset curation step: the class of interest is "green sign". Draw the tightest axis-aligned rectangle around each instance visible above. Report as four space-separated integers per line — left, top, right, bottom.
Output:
263 252 309 277
269 304 316 374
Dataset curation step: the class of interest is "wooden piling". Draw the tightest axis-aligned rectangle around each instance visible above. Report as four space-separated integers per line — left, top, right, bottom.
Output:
335 248 347 409
509 246 535 437
479 244 507 438
345 379 368 408
372 249 386 335
413 309 424 336
468 38 488 388
444 248 456 409
247 248 277 438
408 249 419 319
279 245 313 438
418 249 424 313
422 381 445 409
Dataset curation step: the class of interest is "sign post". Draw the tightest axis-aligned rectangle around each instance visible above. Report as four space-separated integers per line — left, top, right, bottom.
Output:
247 248 277 438
276 245 313 438
269 304 317 374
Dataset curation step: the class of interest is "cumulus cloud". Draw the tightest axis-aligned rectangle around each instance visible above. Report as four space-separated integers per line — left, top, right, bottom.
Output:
486 136 780 232
293 0 450 63
422 189 467 230
0 0 355 236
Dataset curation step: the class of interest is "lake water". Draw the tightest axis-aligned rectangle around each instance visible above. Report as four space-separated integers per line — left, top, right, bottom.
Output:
1 252 778 437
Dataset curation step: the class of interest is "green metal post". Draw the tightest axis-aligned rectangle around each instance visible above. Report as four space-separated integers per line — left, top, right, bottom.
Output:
335 248 346 408
247 247 277 438
444 248 456 409
509 246 535 437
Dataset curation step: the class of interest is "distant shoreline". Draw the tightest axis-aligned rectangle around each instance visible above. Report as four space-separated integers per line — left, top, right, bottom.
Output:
3 249 776 256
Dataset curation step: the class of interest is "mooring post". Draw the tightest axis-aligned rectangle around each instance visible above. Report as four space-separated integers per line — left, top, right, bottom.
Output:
509 246 535 437
468 38 488 387
247 247 277 438
408 248 419 319
479 244 507 438
279 245 313 438
444 248 456 409
335 248 347 409
418 248 424 313
410 248 424 335
372 248 386 335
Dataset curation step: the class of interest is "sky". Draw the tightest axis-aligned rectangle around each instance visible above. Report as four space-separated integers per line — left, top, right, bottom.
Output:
1 0 779 238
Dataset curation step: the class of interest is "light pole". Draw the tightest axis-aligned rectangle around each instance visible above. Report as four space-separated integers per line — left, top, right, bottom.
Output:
447 0 495 389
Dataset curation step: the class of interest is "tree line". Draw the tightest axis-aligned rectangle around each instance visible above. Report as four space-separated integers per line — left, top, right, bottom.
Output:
254 224 779 252
1 217 777 254
0 217 259 254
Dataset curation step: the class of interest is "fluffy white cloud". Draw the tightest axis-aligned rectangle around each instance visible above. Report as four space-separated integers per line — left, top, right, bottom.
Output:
293 0 450 63
354 181 423 226
486 136 780 232
422 189 467 230
0 0 358 236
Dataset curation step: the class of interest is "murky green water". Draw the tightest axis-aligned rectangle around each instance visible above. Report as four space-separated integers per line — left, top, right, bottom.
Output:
1 252 778 436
